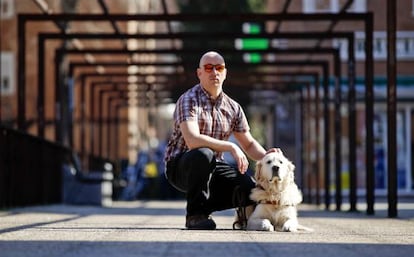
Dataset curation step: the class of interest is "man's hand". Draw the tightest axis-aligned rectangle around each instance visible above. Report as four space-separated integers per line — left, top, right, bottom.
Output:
230 143 249 174
265 147 282 155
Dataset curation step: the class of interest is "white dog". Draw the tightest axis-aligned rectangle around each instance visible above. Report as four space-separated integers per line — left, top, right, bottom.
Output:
246 151 312 232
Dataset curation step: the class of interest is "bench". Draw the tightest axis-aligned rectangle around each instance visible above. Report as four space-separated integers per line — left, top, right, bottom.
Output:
62 152 113 207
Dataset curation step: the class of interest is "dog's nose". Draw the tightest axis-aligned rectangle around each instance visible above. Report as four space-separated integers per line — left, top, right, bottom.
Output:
272 166 279 178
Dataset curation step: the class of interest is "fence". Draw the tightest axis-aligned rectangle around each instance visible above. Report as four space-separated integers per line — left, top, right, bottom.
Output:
0 126 71 208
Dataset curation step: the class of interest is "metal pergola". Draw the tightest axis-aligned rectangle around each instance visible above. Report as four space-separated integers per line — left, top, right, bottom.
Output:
11 7 400 218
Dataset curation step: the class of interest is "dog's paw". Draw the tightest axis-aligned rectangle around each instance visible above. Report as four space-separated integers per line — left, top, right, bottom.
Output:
246 219 274 231
282 219 298 232
260 219 274 231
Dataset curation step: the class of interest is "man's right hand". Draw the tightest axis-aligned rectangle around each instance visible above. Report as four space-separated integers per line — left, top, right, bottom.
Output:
230 143 249 174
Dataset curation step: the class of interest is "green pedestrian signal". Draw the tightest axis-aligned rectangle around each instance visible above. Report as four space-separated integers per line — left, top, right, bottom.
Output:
242 22 261 34
235 22 267 62
235 38 269 50
243 53 262 63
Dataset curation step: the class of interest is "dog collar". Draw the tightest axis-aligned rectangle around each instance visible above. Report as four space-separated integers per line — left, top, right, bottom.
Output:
258 200 296 207
255 185 295 207
255 185 279 205
259 200 280 205
256 185 265 190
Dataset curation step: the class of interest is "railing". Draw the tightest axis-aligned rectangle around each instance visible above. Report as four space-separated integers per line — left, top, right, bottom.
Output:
0 126 71 208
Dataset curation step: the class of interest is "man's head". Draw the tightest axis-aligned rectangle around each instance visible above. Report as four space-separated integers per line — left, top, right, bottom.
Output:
197 51 227 97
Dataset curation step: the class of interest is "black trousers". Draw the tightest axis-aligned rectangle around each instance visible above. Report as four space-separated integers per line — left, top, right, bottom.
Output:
166 148 255 216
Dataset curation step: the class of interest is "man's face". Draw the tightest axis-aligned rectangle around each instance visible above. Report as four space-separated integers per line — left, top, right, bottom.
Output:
197 55 227 90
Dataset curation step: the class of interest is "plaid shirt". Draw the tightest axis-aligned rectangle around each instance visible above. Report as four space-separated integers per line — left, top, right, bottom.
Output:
164 84 249 163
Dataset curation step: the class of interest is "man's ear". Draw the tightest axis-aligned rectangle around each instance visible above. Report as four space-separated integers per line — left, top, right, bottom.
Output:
196 68 202 78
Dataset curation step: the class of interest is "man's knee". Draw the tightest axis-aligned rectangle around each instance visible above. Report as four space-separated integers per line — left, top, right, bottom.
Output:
186 148 215 166
178 148 216 180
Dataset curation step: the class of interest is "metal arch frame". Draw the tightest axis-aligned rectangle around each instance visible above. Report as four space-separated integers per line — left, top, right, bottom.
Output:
51 36 356 211
75 69 326 205
80 73 316 159
94 88 135 160
54 42 345 212
77 73 318 174
18 13 373 134
36 32 355 200
79 73 174 150
113 102 130 161
54 32 358 211
259 71 320 192
102 90 129 159
78 74 166 156
73 60 333 208
49 32 357 210
256 72 320 205
267 62 329 207
89 81 167 158
73 67 177 149
16 12 378 215
233 60 331 207
46 32 354 163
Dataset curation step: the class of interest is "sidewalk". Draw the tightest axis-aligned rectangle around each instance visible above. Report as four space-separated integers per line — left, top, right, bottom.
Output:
0 200 413 257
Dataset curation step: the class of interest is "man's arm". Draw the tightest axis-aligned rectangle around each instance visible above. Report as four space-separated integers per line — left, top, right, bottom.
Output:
180 120 250 172
233 131 267 161
234 131 282 162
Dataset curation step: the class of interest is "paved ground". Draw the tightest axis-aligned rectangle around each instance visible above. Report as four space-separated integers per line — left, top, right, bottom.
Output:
0 200 413 257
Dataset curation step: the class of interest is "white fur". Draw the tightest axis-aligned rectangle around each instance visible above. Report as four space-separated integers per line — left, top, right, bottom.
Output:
246 151 312 232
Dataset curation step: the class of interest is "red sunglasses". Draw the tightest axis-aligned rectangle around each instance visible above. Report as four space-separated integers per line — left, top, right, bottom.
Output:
203 64 226 73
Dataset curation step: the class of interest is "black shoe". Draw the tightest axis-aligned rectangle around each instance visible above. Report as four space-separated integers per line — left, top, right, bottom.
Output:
185 215 216 230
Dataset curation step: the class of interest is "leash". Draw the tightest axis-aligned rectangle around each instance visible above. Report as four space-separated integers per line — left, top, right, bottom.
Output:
232 185 248 230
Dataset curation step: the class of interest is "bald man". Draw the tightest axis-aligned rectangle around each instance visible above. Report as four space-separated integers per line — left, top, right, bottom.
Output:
164 51 276 230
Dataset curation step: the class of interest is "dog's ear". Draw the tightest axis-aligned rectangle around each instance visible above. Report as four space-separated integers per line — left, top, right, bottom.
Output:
255 161 262 181
288 161 295 173
288 161 295 182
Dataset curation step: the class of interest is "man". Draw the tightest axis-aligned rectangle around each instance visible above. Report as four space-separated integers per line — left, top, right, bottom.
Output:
164 51 277 230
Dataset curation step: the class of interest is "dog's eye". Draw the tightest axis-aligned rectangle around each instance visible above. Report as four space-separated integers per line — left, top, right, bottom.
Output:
279 160 283 164
266 160 272 164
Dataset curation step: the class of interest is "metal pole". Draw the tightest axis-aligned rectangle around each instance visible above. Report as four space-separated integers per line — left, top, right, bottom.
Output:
299 89 305 194
348 36 358 212
322 63 330 210
334 50 342 211
107 96 113 159
0 8 2 122
37 35 45 137
98 89 104 157
314 73 321 206
365 13 375 215
54 49 62 143
17 15 26 130
80 75 86 160
306 82 312 203
90 83 97 157
386 0 397 218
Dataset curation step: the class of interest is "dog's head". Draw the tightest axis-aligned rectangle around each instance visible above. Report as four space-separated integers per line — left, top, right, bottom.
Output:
255 151 295 187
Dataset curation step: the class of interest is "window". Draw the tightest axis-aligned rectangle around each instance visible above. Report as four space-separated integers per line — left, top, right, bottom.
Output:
396 33 414 59
303 0 366 13
412 0 414 16
314 0 331 12
0 52 15 95
333 31 414 61
0 0 14 19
